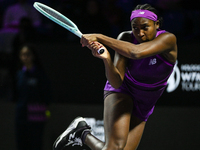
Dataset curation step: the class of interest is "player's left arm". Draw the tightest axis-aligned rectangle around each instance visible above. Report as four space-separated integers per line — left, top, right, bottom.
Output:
82 33 177 63
131 33 177 62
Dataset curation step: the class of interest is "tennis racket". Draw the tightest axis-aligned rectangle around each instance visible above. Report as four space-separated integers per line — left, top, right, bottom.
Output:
33 2 104 54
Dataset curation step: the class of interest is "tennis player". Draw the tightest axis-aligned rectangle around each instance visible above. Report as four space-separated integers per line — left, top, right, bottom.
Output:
53 4 177 150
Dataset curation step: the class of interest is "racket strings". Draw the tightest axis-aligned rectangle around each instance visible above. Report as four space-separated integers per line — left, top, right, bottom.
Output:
38 5 74 27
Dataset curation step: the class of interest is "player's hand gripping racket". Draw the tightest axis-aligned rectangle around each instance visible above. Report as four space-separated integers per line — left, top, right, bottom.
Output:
33 2 104 54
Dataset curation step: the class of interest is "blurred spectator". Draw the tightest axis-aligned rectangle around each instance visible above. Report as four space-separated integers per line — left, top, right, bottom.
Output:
0 0 16 29
11 17 38 89
3 0 41 32
0 0 41 54
12 17 37 54
13 44 52 150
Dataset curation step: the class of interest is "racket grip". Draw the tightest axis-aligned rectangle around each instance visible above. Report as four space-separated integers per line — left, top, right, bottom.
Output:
98 47 104 54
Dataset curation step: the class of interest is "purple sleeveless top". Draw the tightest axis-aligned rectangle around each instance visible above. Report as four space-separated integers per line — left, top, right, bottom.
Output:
104 30 175 121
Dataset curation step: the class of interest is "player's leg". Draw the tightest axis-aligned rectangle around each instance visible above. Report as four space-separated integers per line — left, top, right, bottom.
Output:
103 93 133 150
84 92 133 150
124 115 146 150
101 93 146 150
84 133 105 150
85 108 145 150
52 92 141 150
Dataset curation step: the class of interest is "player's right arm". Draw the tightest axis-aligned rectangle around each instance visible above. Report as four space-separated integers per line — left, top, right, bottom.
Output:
103 51 127 89
88 32 129 89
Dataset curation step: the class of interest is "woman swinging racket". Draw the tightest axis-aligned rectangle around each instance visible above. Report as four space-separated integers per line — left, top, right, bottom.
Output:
53 3 177 150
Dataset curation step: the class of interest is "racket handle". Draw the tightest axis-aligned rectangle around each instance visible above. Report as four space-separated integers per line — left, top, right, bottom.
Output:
98 48 104 54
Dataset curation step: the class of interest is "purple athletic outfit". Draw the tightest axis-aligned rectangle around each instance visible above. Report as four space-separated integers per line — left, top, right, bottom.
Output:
104 30 175 121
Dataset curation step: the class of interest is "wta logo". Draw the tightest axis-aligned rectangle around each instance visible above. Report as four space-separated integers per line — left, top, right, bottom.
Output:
167 61 180 92
167 61 200 92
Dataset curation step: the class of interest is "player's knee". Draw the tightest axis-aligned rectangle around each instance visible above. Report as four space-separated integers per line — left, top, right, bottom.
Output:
103 139 126 150
114 139 127 150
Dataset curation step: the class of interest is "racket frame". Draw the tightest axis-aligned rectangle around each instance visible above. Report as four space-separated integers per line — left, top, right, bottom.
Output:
33 2 104 54
33 2 82 38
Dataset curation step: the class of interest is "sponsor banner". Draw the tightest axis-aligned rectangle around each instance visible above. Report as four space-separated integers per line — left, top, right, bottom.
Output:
158 60 200 106
167 61 200 92
85 118 105 142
